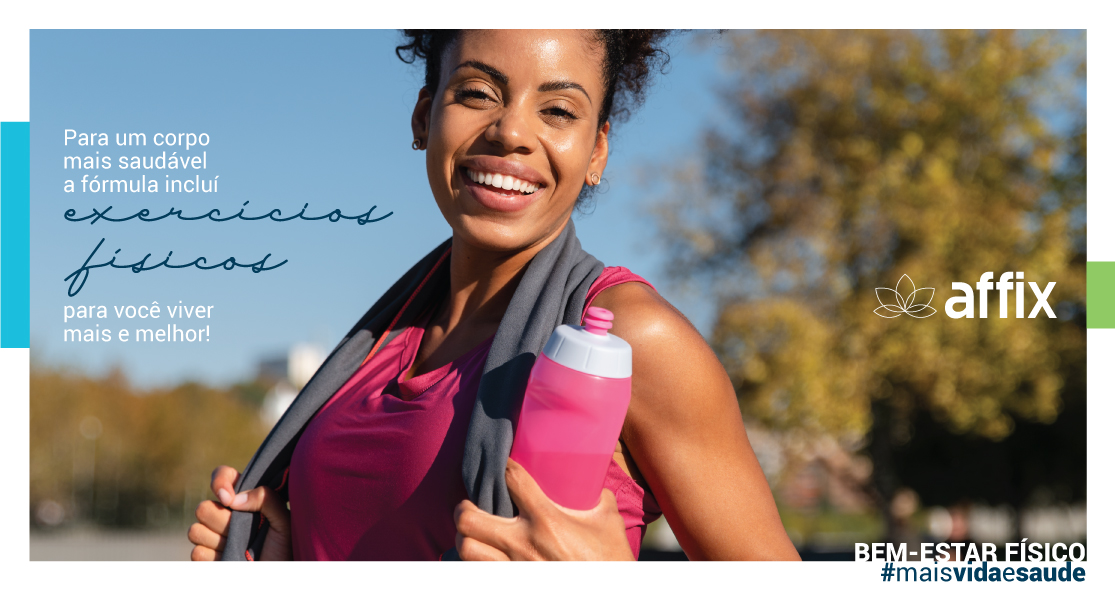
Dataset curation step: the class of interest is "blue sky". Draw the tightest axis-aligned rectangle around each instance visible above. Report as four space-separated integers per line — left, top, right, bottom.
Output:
30 30 729 387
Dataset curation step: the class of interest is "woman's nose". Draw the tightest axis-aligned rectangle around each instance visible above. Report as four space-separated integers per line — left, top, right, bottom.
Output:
484 105 534 153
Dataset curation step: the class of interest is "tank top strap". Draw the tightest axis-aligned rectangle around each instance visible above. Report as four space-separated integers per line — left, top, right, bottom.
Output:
582 266 657 322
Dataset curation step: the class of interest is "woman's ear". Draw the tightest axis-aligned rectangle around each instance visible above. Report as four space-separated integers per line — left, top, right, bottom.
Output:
411 86 433 147
586 121 610 184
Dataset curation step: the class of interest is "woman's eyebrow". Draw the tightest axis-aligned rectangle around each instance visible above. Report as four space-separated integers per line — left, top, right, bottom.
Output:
538 80 592 105
452 60 508 85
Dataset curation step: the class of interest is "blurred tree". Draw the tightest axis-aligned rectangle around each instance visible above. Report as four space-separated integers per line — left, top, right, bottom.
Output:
30 366 269 529
655 30 1085 538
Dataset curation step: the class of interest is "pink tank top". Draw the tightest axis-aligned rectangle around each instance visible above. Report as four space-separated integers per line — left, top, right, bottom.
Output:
288 267 662 560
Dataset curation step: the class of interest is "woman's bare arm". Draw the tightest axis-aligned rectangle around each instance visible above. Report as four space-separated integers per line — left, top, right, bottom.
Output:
594 283 800 561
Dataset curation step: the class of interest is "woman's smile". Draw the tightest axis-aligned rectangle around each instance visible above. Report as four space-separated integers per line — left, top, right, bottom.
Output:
458 155 546 213
463 168 540 195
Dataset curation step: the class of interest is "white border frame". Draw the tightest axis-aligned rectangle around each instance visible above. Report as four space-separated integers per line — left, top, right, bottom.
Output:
2 4 1107 588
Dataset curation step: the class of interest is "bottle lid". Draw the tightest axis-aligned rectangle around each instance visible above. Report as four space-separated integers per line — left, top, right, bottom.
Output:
541 306 632 379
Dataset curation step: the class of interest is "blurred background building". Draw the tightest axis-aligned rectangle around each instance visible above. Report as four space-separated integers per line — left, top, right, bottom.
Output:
257 343 326 427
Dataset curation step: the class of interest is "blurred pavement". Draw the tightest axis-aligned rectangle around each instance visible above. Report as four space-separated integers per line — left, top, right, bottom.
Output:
31 528 193 561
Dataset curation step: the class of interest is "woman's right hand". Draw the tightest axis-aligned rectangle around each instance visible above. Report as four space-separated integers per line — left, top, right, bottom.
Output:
188 465 293 561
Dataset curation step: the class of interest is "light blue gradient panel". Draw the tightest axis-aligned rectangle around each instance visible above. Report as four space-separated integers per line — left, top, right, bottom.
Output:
2 122 31 348
30 30 722 386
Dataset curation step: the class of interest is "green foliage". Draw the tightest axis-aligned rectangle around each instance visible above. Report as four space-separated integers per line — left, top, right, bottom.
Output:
657 30 1085 445
30 366 268 528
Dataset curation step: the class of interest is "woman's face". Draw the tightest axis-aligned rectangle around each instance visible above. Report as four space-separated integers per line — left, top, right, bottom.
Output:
412 30 610 254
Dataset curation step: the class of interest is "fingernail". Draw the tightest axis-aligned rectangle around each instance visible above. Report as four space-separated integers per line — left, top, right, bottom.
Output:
231 492 248 507
217 489 232 506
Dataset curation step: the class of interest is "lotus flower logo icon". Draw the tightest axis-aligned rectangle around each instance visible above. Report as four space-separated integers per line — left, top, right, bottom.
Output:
875 274 936 318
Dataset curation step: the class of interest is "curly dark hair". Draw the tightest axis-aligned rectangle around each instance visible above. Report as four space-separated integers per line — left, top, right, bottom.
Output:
395 30 673 212
396 30 673 128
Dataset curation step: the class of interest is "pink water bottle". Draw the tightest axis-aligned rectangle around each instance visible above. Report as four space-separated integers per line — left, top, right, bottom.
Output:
509 306 632 510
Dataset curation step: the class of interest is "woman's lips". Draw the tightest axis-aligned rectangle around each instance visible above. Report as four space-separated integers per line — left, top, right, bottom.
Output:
460 167 544 213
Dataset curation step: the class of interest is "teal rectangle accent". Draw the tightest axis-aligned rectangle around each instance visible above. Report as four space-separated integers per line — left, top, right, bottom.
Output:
1 122 31 348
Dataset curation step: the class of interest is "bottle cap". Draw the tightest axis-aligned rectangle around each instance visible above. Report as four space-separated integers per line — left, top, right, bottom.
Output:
540 306 632 379
583 306 613 335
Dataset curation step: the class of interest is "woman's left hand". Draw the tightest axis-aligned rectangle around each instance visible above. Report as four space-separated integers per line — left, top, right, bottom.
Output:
453 458 635 561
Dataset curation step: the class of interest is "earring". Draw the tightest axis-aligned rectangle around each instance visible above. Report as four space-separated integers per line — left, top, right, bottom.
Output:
590 172 601 186
412 139 423 150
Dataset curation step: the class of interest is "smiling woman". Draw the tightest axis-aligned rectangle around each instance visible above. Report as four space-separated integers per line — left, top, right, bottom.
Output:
187 29 801 562
413 30 657 251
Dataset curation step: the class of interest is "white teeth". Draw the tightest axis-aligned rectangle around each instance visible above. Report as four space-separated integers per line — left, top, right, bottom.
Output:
466 167 540 194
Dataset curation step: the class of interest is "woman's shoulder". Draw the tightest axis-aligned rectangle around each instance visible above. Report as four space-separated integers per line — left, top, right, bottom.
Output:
589 267 737 440
587 267 704 356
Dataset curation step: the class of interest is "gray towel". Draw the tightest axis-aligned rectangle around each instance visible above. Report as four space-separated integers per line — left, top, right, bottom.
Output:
222 221 603 560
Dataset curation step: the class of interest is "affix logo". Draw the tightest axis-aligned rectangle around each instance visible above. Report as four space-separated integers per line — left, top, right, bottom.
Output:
875 275 936 318
876 273 1056 319
945 272 1056 319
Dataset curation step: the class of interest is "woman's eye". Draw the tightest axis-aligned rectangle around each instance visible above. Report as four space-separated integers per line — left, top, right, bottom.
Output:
543 107 577 121
455 88 495 104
